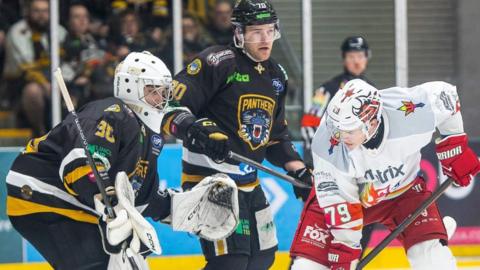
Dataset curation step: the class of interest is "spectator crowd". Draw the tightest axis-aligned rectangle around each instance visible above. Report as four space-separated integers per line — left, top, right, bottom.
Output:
0 0 234 137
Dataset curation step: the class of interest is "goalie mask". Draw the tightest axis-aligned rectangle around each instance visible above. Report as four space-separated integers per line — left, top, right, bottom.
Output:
325 79 382 144
114 51 173 133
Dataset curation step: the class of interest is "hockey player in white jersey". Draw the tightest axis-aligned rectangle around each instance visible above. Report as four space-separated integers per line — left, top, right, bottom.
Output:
289 79 480 270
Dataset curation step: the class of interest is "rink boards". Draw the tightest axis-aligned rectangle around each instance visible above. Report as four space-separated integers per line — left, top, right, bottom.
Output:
0 142 479 268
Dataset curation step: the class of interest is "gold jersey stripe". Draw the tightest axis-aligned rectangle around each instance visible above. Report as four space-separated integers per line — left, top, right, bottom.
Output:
6 196 98 224
24 133 48 153
64 165 105 186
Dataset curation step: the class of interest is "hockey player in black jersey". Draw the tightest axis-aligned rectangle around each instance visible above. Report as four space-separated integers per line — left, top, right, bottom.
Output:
5 51 239 270
161 1 312 269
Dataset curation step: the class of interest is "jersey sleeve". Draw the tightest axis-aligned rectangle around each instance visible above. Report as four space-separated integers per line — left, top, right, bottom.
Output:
172 48 234 115
311 124 363 247
421 81 464 135
265 64 302 168
58 106 137 208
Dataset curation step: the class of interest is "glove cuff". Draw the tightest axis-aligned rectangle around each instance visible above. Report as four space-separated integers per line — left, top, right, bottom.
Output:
435 133 467 146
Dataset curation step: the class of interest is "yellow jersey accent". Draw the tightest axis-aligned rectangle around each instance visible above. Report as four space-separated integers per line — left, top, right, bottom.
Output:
6 196 98 224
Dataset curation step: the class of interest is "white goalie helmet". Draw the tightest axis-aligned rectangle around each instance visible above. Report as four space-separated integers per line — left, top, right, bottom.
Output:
114 51 173 133
325 79 382 142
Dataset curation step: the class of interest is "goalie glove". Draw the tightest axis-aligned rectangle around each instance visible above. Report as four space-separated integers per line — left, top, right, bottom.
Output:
170 173 239 241
435 133 480 186
95 172 161 255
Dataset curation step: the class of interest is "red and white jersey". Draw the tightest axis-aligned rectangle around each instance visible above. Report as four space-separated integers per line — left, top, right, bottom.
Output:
310 81 463 246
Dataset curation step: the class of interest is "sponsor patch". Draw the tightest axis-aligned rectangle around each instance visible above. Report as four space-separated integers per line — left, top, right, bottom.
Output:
187 58 202 75
235 219 251 235
271 78 284 95
151 134 164 155
88 144 112 158
316 181 338 192
237 94 275 150
226 72 250 83
437 90 460 115
206 49 235 66
104 104 121 112
301 224 330 249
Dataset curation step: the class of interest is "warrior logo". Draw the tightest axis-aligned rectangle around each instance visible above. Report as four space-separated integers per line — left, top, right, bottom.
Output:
238 94 275 150
397 100 425 116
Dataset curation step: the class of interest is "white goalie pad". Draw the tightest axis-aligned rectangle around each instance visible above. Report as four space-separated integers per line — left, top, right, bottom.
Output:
115 172 162 255
171 173 239 241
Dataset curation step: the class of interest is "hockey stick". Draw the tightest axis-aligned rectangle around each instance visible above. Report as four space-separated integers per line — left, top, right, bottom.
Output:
54 68 139 270
228 151 311 188
356 178 454 270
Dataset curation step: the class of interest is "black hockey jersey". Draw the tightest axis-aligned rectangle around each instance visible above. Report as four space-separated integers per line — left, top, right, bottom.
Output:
6 97 169 224
164 45 301 186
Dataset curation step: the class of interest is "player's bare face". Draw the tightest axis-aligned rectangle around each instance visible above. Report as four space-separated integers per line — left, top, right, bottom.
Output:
338 119 379 150
344 51 368 76
339 128 366 150
243 24 275 61
143 85 164 109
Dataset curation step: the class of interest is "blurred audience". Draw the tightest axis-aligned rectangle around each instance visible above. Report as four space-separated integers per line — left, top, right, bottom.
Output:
61 3 105 108
206 0 233 45
110 9 158 57
3 0 67 136
0 0 238 139
181 13 214 64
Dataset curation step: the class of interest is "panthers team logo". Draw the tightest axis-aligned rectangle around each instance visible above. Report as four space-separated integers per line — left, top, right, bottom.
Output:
238 94 275 150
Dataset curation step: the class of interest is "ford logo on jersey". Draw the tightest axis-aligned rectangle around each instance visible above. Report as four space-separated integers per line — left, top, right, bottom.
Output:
272 78 284 94
151 135 163 148
151 135 164 155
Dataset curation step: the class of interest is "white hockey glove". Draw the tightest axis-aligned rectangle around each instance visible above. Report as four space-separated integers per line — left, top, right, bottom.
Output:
95 172 161 255
171 173 239 241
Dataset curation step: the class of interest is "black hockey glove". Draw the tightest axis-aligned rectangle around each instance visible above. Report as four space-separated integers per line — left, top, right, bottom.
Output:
287 167 313 202
186 118 230 163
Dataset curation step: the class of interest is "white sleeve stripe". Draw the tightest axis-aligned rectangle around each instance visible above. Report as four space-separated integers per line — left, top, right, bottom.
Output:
6 170 98 215
59 148 87 182
334 219 363 229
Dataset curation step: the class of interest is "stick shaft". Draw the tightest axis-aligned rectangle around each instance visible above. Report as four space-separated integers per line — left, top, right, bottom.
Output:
228 152 311 188
54 68 116 218
54 68 139 269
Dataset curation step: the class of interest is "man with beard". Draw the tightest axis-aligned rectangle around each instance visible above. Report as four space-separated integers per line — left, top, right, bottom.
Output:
162 1 311 269
3 0 67 137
